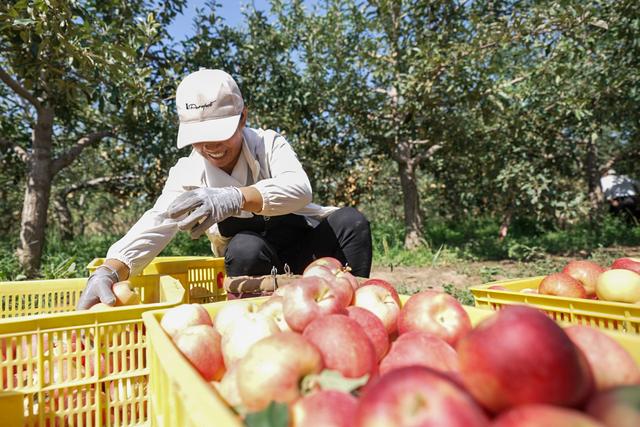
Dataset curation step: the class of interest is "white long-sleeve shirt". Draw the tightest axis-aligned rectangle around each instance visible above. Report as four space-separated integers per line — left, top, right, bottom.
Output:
107 127 338 276
600 174 639 201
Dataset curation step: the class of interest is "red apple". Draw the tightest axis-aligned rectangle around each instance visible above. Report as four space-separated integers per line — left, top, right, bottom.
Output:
258 296 291 331
596 269 640 303
304 257 343 275
492 404 605 427
336 270 360 292
291 390 358 427
380 331 459 376
89 303 113 311
489 285 507 290
353 283 401 335
359 279 401 305
346 306 389 362
521 288 538 294
457 305 593 413
302 264 355 307
562 260 606 297
273 284 290 298
397 291 472 346
236 332 324 412
220 309 279 367
160 304 213 338
303 314 377 379
112 281 141 306
611 257 640 275
538 272 587 298
354 366 490 427
214 300 262 336
565 325 640 391
214 363 242 408
586 385 640 427
173 325 224 381
283 277 350 332
303 264 338 283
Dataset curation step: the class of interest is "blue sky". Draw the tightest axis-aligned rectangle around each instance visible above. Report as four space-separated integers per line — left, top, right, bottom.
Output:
167 0 272 41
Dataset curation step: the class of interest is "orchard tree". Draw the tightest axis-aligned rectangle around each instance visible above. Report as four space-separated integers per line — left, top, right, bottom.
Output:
0 0 185 276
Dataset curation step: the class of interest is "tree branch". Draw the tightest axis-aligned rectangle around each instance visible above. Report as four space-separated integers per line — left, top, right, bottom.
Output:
414 143 443 162
0 66 42 110
51 130 114 175
0 136 29 163
60 174 136 196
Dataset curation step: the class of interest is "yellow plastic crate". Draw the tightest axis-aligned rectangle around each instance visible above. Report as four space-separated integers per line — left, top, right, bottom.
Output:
88 257 227 304
0 275 185 426
470 276 640 334
142 297 640 427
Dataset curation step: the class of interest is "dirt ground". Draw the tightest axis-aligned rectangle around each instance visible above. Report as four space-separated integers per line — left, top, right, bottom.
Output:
370 246 640 295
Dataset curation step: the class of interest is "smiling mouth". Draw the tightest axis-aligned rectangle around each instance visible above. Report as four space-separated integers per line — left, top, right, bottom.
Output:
205 151 225 159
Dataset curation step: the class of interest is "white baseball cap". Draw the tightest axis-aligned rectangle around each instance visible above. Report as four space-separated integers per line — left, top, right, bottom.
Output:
175 69 245 148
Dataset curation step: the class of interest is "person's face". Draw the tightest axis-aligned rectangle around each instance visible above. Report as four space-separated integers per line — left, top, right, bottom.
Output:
193 107 248 174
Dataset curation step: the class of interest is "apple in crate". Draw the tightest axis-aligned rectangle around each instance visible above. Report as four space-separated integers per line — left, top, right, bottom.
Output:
596 269 640 303
236 332 323 412
214 363 242 408
354 366 490 427
303 314 377 379
492 404 605 427
565 325 640 391
173 325 224 381
336 270 360 292
160 304 213 338
220 309 279 367
112 281 141 306
346 306 389 361
586 385 640 427
214 300 262 336
397 291 472 346
562 260 605 297
283 277 351 332
611 257 640 275
291 390 358 427
380 331 459 376
538 272 587 298
258 296 290 331
303 264 338 283
304 256 343 275
353 281 401 335
457 305 593 413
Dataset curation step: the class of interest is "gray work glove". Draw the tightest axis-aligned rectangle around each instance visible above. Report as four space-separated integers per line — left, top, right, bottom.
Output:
165 187 244 239
76 266 118 310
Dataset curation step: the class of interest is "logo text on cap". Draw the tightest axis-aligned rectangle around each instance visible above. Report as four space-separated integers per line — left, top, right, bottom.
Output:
185 101 215 110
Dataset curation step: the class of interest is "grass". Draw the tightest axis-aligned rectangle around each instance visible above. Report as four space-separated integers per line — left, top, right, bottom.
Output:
372 215 640 268
0 214 638 281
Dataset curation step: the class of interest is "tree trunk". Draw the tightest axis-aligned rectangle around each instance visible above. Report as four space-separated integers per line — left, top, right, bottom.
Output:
585 132 603 222
53 196 74 241
395 141 423 250
17 108 54 277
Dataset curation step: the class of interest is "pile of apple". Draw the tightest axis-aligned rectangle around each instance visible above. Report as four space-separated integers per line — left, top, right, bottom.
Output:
492 257 640 304
160 256 640 427
539 257 640 303
2 329 145 425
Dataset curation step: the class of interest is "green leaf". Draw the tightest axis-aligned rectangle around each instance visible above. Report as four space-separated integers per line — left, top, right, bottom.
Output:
13 18 35 26
244 401 289 427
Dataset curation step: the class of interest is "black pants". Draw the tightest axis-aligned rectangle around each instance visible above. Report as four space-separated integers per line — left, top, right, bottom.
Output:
609 196 640 224
219 207 372 277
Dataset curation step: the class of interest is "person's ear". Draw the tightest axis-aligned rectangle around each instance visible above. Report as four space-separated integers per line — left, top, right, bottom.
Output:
240 106 248 127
